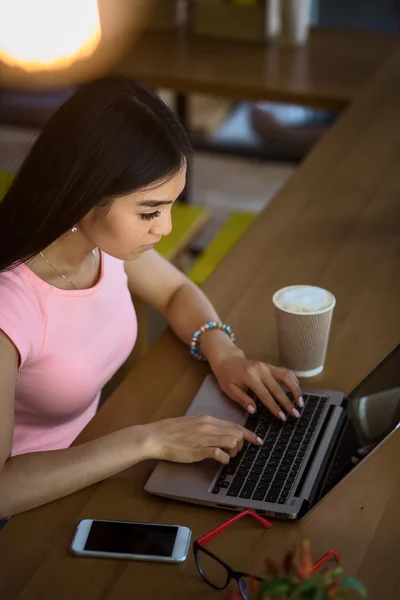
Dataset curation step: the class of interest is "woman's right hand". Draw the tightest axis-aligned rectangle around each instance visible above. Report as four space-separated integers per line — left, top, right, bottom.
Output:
141 415 263 465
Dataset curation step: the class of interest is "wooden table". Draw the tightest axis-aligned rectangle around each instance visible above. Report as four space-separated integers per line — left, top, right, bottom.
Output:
114 26 399 111
1 46 400 600
114 26 399 202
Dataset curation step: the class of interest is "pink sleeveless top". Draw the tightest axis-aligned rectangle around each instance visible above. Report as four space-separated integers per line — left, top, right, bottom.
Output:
0 252 137 456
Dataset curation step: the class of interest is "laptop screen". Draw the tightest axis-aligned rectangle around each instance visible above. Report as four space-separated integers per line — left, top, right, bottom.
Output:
314 345 400 504
348 344 400 442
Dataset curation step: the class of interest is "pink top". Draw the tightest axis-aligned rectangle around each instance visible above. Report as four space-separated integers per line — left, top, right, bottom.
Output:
0 252 137 456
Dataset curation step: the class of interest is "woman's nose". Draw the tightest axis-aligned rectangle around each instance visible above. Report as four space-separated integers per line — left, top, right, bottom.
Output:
151 211 172 237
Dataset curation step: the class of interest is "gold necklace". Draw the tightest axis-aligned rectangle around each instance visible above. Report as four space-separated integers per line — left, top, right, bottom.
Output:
39 249 97 290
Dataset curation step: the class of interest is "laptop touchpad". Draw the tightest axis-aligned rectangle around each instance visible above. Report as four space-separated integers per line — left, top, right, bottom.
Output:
187 375 248 425
192 404 246 425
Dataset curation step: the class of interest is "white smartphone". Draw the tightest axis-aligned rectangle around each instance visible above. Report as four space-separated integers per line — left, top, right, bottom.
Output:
70 519 191 563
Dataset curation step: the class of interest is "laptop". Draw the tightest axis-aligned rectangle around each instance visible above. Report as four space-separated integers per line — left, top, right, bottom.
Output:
145 346 400 520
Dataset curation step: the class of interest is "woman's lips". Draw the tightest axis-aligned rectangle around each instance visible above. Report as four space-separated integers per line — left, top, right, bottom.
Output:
140 242 157 251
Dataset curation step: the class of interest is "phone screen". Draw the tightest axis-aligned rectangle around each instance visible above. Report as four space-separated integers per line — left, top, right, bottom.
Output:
84 521 178 556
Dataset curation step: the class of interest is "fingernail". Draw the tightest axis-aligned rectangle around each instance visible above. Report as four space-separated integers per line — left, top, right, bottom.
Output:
298 397 304 408
292 408 301 418
256 436 264 445
278 411 287 422
247 405 256 414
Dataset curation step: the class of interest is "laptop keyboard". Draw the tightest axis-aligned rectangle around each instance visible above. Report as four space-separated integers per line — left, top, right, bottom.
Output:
212 393 327 505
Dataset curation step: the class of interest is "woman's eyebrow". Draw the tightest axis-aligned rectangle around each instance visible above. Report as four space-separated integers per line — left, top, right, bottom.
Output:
137 200 174 208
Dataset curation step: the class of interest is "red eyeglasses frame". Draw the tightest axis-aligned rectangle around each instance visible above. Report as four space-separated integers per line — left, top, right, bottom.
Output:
195 509 340 576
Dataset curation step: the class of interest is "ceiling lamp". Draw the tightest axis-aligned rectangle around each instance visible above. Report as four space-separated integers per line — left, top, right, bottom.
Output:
0 0 155 89
0 0 101 72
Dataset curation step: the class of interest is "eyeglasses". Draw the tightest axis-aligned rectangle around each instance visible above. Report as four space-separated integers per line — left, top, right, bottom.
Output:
193 510 341 600
193 510 271 600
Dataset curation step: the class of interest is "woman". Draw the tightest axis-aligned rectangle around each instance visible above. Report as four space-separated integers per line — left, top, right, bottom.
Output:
0 77 302 519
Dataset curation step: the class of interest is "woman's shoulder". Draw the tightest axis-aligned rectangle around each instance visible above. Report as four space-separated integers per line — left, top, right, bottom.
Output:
0 264 46 309
0 265 47 364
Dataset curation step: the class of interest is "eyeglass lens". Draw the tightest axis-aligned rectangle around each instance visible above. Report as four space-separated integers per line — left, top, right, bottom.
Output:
197 548 230 589
238 576 260 600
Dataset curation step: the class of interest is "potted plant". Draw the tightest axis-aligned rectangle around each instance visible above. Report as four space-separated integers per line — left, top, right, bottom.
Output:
226 540 367 600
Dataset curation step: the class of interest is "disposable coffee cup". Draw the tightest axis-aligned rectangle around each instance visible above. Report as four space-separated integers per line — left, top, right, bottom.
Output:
273 285 336 377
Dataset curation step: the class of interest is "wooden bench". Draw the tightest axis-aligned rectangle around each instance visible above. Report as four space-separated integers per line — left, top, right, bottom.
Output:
0 171 13 197
188 211 257 286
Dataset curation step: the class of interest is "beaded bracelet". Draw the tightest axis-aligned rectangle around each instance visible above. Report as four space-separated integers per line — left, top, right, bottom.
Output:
190 321 236 362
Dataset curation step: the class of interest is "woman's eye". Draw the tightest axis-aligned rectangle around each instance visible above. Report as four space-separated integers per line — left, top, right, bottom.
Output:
140 210 161 221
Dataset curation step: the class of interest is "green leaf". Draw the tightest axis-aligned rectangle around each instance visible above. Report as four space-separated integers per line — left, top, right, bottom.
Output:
340 577 368 599
260 577 282 593
261 580 290 596
314 588 329 600
329 567 343 579
290 588 320 600
290 581 319 598
321 566 343 587
296 580 321 593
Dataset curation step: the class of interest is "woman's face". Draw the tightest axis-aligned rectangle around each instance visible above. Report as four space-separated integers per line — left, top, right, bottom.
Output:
79 166 186 261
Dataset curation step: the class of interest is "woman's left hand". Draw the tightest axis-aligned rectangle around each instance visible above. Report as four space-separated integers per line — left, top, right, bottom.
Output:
211 352 304 422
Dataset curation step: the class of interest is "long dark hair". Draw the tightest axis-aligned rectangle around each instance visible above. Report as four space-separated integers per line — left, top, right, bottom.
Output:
0 76 191 272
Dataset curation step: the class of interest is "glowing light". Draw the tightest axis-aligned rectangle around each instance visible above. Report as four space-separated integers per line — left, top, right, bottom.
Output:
0 0 101 72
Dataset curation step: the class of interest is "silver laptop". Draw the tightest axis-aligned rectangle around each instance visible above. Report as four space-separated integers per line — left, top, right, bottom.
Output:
145 346 400 520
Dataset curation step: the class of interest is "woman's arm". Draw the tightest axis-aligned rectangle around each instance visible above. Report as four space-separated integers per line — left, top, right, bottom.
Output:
125 251 302 417
161 277 241 366
0 332 151 518
0 332 260 518
0 258 178 518
0 426 152 520
124 250 239 365
1 420 259 519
